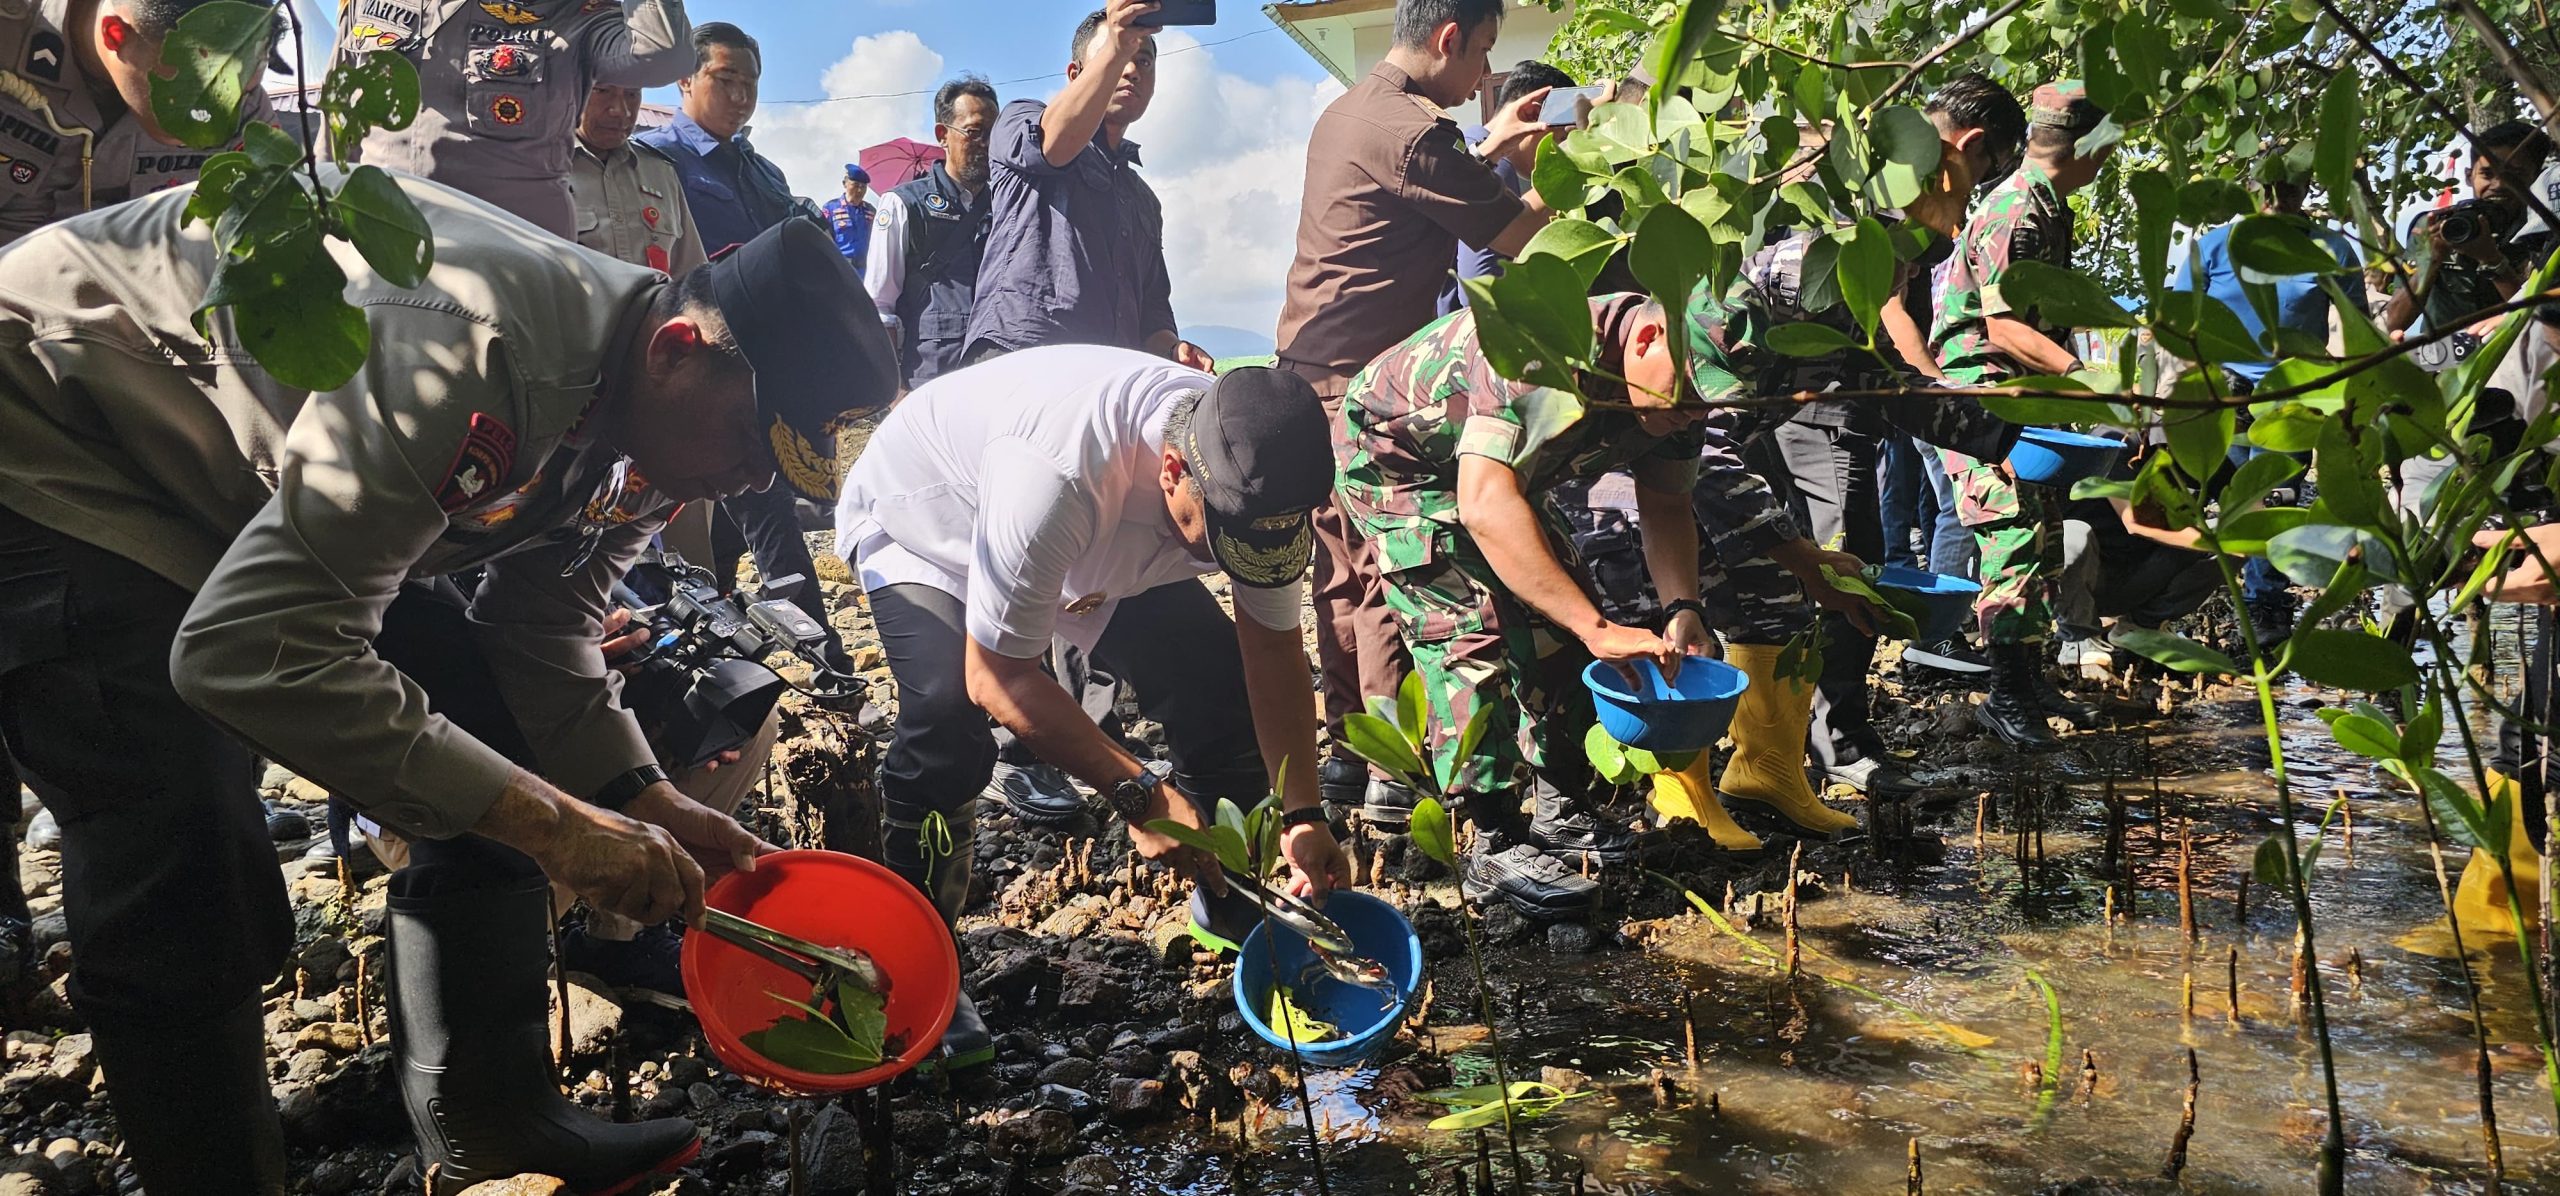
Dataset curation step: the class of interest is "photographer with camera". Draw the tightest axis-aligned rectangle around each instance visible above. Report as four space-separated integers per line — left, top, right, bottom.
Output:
0 183 896 1191
834 349 1353 1073
2387 121 2553 338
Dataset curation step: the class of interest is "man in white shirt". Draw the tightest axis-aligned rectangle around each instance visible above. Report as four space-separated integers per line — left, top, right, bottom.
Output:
834 349 1352 1069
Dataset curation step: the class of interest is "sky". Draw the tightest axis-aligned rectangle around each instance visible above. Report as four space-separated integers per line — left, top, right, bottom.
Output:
294 0 1348 345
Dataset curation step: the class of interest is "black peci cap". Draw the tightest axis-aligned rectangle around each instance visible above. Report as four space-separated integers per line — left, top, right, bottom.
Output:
1173 366 1332 588
705 216 901 501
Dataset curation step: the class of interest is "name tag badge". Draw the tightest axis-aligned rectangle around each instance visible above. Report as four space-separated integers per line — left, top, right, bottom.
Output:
346 0 425 48
1064 593 1107 615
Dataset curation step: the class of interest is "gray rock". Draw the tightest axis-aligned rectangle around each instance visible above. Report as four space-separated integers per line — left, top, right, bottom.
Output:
1034 1057 1102 1091
553 977 624 1059
1034 1083 1097 1121
1102 1044 1161 1079
45 1036 92 1087
1546 921 1595 954
0 1152 61 1196
985 1107 1075 1161
1104 1077 1172 1126
1052 961 1128 1022
285 1048 335 1085
24 808 59 852
1061 1155 1122 1189
308 1157 365 1195
27 912 66 953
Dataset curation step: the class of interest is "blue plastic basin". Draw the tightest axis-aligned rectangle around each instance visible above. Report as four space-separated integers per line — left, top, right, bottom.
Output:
1869 565 1983 643
1233 892 1422 1068
1583 655 1750 753
2005 426 2125 486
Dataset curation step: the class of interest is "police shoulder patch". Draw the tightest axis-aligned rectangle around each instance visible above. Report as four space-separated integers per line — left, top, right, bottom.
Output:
437 413 519 514
923 192 950 213
24 30 64 82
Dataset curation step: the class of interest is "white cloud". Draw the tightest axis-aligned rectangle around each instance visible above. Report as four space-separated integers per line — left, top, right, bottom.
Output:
748 28 1337 342
747 31 948 202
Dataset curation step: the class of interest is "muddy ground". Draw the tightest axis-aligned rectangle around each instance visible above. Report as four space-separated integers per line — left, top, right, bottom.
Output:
0 555 2327 1195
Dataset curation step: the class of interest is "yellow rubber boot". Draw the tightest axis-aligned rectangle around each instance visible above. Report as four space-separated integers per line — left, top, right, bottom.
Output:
1648 752 1763 852
1717 643 1860 836
2453 770 2544 940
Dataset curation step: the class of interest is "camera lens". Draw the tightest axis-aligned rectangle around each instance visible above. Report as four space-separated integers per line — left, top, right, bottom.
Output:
2440 211 2479 244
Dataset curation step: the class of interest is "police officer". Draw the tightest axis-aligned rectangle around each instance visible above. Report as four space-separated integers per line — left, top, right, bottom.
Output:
0 0 274 241
820 162 871 271
0 177 895 1192
867 74 998 388
332 0 693 237
568 81 702 276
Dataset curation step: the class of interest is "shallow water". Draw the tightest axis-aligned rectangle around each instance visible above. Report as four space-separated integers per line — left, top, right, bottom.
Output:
1139 684 2560 1195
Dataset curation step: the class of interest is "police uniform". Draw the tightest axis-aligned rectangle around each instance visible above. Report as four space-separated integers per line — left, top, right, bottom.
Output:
568 134 703 276
0 171 894 1191
333 0 693 237
866 161 989 387
0 0 274 242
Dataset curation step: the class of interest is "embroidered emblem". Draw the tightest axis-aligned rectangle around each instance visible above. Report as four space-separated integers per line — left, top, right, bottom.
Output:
490 94 527 125
642 204 659 228
347 23 402 47
479 1 542 25
923 191 950 213
25 31 65 81
486 45 527 75
645 243 669 273
436 413 519 514
769 416 844 501
8 161 33 186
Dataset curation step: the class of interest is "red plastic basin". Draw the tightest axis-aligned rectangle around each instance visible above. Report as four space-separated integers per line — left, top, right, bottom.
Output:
679 850 958 1094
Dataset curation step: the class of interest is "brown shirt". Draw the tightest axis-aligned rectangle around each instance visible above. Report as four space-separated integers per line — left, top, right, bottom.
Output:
1274 61 1525 393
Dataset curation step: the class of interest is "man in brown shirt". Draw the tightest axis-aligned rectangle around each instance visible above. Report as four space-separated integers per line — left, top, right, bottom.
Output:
1274 0 1554 823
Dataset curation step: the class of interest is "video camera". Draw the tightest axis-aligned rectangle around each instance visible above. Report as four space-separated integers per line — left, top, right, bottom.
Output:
615 552 859 769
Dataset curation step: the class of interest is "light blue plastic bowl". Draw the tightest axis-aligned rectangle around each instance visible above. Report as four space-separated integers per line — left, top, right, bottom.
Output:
1233 892 1423 1068
1583 655 1750 753
2006 426 2125 486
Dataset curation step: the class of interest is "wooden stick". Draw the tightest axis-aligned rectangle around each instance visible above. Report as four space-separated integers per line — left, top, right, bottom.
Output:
1784 842 1804 980
2178 819 2197 942
2182 968 2194 1023
2161 1047 2199 1180
1907 1138 1924 1195
1684 990 1700 1069
2338 786 2356 866
2227 947 2242 1025
2235 868 2251 929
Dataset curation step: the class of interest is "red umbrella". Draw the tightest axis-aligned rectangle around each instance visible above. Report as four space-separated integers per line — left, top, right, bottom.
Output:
859 139 945 191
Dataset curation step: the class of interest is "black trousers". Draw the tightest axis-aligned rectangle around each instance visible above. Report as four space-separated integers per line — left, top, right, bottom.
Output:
1754 421 1887 766
870 579 1265 819
714 484 851 667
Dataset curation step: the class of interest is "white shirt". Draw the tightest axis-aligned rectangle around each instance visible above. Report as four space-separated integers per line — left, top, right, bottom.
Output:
834 344 1304 657
862 190 909 329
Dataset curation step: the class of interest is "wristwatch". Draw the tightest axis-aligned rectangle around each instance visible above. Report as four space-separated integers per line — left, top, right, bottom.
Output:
591 763 669 812
1662 598 1708 624
1279 805 1330 831
1108 761 1171 825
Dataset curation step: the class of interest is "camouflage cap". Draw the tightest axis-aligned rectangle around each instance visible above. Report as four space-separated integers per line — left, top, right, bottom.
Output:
2029 80 2105 134
1681 274 1769 404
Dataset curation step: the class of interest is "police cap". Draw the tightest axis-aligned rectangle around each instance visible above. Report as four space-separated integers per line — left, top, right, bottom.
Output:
705 216 900 501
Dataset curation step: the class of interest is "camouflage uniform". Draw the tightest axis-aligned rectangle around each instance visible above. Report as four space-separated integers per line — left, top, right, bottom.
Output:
1684 234 2017 644
1930 162 2078 645
1337 296 1702 799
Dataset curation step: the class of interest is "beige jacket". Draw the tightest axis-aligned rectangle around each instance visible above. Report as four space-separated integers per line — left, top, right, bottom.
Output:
569 137 704 275
0 168 673 839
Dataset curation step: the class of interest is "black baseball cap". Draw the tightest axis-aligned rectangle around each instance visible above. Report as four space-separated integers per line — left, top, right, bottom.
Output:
705 216 901 501
1172 366 1332 588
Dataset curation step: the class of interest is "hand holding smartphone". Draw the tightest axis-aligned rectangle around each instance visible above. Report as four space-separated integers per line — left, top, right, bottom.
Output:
1535 84 1609 129
1136 0 1217 26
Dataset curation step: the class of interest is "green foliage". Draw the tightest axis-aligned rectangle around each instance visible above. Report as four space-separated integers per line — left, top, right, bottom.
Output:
1265 985 1342 1044
740 979 888 1074
2110 626 2240 675
1414 1080 1592 1131
156 2 431 392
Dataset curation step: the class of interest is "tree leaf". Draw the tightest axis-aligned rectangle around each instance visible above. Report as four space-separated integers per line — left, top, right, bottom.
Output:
334 165 435 289
220 251 372 392
1448 704 1492 790
2284 628 2419 692
2109 626 2239 675
149 0 274 148
240 120 300 168
2163 403 2235 485
320 48 423 159
2177 178 2255 228
2313 68 2361 208
1518 217 1621 293
1409 797 1455 868
1767 321 1856 357
2228 214 2353 279
2266 524 2394 588
1467 253 1596 394
2222 449 2304 512
2000 260 2139 329
1836 216 1894 340
1395 670 1427 759
1863 104 1942 210
2326 711 2401 761
1532 137 1595 213
2252 833 2295 891
2401 700 2443 766
2312 421 2379 529
2415 766 2493 852
1629 202 1715 386
1584 721 1635 784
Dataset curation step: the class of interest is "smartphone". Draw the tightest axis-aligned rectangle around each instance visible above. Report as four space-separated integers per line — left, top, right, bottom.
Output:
1535 84 1609 128
1136 0 1217 26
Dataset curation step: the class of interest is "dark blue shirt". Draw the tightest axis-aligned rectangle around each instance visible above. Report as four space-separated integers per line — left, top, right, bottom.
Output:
821 197 874 274
964 98 1174 355
1438 125 1523 316
635 111 797 255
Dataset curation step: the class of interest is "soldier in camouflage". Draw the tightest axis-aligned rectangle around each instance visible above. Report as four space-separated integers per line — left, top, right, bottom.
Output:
1337 294 1706 918
1929 80 2120 751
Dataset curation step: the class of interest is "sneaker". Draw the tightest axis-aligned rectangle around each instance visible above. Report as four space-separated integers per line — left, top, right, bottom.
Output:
987 759 1086 826
1318 757 1366 817
561 921 690 1011
1904 638 1992 674
1522 804 1638 866
1362 777 1420 830
1824 755 1928 799
2245 594 2297 648
1460 843 1600 919
2056 636 2115 684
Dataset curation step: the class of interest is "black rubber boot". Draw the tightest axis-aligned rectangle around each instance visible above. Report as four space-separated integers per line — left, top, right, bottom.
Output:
884 799 996 1072
386 869 699 1195
1975 643 2062 752
1318 756 1366 816
89 997 287 1195
1361 776 1420 829
1458 794 1599 919
2024 648 2102 730
1522 776 1637 865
